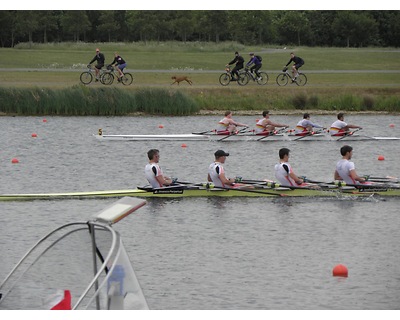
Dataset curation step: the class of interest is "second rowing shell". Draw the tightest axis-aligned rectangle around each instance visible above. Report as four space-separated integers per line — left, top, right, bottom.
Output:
93 133 400 142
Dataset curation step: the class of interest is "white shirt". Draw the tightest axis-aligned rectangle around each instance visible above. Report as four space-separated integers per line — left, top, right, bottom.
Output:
336 159 356 184
208 162 226 187
145 163 163 188
330 119 347 135
275 162 296 186
295 119 323 134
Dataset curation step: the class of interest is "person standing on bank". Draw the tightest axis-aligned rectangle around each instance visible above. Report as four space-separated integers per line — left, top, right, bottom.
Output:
88 48 105 82
226 51 244 81
145 149 174 188
208 150 236 187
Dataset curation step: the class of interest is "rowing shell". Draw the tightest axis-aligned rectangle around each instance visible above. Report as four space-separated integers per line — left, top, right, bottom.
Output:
94 132 400 142
2 186 400 201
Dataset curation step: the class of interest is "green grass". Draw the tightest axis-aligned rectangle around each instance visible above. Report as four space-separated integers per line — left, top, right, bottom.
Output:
0 42 399 115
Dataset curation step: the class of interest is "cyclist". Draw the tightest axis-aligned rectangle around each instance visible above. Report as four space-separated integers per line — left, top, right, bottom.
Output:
108 52 127 82
284 52 304 82
246 53 262 80
88 48 105 82
226 51 244 81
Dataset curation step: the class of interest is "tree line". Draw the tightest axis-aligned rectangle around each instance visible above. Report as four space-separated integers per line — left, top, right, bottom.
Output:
1 10 400 48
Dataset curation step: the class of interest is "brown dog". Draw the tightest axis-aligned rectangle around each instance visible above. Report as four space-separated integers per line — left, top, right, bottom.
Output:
171 76 193 85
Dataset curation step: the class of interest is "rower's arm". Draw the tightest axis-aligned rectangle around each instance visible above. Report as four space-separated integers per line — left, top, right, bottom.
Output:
156 175 172 186
349 169 366 182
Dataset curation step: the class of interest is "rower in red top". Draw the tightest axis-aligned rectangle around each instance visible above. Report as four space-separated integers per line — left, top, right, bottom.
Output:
216 111 248 134
255 110 289 135
329 113 362 136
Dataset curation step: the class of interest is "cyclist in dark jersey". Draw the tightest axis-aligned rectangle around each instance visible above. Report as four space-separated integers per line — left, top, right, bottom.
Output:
226 51 244 81
88 48 105 81
285 52 304 82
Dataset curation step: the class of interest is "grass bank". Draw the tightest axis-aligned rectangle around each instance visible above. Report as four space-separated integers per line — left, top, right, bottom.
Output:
0 42 399 115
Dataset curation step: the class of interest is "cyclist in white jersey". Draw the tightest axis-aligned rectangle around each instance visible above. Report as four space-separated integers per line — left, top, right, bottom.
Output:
145 149 173 188
255 110 289 135
329 113 362 136
274 148 304 186
216 111 248 134
208 150 236 187
334 145 366 184
295 113 324 135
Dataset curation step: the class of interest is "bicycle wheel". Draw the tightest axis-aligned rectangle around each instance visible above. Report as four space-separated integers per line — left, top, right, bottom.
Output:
101 73 114 85
80 72 93 85
295 73 307 86
237 72 249 86
256 72 269 85
121 73 133 85
276 73 288 86
219 73 231 86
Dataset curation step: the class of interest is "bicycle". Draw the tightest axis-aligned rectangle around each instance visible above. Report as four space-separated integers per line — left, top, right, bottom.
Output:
101 65 134 85
218 67 247 86
79 65 107 85
276 67 307 86
238 68 269 86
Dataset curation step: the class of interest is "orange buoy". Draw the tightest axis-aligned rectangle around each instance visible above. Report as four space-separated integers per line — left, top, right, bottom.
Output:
43 119 47 123
181 143 187 148
11 158 19 164
332 264 348 277
32 133 37 138
158 124 164 128
378 155 385 161
389 124 395 128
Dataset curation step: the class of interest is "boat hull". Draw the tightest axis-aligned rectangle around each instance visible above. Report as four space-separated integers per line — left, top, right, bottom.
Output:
1 186 400 201
94 133 400 142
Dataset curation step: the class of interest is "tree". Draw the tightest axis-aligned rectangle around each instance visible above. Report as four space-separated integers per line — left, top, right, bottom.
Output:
97 11 120 42
60 11 91 42
14 11 40 47
332 11 378 47
38 11 59 43
273 11 311 46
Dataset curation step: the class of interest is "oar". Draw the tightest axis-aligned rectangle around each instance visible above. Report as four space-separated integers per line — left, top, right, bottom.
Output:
336 128 362 141
177 180 289 196
363 175 399 183
292 129 325 141
303 178 399 189
256 128 288 141
217 127 249 141
192 130 215 135
239 179 332 191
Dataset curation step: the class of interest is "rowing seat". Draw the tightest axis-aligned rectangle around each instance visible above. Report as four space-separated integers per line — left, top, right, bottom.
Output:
255 131 270 136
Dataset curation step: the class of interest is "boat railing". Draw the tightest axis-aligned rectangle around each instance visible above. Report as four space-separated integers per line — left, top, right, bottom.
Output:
0 197 149 310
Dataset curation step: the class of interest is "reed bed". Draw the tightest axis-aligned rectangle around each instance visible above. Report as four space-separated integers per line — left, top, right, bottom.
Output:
0 86 199 116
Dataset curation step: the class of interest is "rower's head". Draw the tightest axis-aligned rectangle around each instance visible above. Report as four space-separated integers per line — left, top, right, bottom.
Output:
214 149 229 162
147 149 160 161
340 145 353 158
262 110 269 118
303 113 310 119
337 112 345 120
278 148 290 160
224 111 232 117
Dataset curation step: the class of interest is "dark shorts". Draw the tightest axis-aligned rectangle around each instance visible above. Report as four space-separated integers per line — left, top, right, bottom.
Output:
294 63 304 69
95 63 104 70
